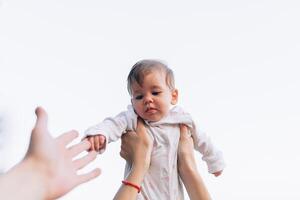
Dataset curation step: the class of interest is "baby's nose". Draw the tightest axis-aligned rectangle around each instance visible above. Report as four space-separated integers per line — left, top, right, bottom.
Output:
143 95 153 104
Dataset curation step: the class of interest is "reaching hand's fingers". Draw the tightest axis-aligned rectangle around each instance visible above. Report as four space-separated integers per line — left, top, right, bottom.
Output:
33 106 48 133
68 140 91 157
56 130 79 146
81 137 90 148
73 151 97 170
77 168 101 185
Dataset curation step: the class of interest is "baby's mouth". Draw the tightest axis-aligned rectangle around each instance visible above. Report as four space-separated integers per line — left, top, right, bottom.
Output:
145 107 157 114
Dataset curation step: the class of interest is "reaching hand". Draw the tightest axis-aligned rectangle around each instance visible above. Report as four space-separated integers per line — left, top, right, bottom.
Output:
26 107 101 199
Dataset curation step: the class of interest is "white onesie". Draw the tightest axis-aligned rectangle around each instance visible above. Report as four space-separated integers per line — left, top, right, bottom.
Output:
85 105 225 199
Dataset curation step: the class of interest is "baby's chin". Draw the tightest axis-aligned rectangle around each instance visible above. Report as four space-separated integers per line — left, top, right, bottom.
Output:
142 114 164 123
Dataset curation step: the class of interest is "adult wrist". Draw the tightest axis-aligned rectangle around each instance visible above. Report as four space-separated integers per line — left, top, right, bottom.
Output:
122 180 141 193
178 158 198 177
18 157 49 199
132 159 149 174
127 165 147 186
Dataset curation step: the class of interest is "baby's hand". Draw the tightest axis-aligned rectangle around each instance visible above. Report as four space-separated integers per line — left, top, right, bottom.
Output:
86 135 106 152
213 170 223 177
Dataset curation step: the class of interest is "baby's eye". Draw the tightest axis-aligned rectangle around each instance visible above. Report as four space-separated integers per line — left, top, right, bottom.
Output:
152 91 161 96
135 95 143 100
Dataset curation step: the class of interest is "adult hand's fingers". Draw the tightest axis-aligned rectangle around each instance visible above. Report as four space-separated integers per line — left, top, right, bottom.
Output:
73 151 97 170
136 117 146 137
179 124 191 139
120 141 130 161
120 132 133 161
178 124 195 157
120 133 129 160
68 140 91 157
76 168 101 185
136 117 153 144
56 130 79 146
119 149 126 160
121 131 132 146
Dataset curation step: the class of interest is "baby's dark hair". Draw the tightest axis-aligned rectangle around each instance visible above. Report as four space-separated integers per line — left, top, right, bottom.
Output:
127 59 175 95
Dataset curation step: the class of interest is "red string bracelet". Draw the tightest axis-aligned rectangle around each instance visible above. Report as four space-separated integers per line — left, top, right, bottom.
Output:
122 180 141 193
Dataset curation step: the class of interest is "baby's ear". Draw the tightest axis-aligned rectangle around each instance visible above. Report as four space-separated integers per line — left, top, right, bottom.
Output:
171 89 178 105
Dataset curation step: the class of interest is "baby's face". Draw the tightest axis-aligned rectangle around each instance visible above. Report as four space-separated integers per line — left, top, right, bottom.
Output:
131 70 178 122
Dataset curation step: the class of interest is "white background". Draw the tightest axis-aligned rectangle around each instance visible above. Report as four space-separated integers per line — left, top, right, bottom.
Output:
1 0 300 199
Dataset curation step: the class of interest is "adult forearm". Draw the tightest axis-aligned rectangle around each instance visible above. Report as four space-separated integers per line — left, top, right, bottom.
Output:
113 166 145 200
0 158 47 200
179 166 211 200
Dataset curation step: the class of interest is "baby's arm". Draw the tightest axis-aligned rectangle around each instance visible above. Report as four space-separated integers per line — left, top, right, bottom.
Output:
191 122 225 176
84 108 135 153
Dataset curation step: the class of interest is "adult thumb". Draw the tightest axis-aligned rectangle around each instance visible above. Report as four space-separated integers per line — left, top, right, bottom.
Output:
136 117 146 137
26 107 49 156
33 106 48 132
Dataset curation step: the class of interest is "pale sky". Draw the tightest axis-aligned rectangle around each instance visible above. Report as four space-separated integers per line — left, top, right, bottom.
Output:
1 0 300 199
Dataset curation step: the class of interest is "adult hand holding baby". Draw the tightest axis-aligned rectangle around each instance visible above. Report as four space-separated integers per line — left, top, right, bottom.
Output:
114 118 153 200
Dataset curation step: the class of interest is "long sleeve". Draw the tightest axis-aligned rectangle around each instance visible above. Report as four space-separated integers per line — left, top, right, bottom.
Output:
191 121 225 173
84 106 137 152
153 106 225 174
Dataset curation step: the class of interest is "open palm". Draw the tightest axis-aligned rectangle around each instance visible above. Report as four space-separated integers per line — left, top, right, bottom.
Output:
26 107 101 199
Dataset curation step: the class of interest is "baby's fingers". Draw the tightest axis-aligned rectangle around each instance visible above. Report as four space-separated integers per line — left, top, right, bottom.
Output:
94 135 100 151
88 137 95 151
99 135 106 147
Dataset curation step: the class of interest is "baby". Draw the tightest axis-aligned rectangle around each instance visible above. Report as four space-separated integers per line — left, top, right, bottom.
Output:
84 59 225 199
